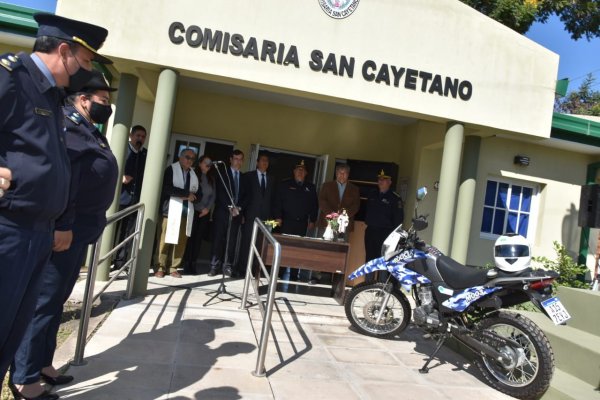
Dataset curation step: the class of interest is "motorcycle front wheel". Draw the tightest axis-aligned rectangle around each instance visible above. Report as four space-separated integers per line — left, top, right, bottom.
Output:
473 311 554 400
344 281 411 338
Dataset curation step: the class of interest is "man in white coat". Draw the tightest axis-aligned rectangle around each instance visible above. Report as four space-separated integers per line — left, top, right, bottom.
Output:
155 148 200 278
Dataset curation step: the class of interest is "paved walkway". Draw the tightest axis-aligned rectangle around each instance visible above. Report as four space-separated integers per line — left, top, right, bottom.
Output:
52 273 513 399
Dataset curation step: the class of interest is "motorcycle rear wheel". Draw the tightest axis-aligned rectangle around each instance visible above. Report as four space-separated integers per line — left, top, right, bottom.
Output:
473 311 554 400
344 281 411 338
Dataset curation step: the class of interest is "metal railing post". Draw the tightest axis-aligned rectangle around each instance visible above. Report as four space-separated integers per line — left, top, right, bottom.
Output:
71 239 102 366
240 218 281 377
70 203 145 366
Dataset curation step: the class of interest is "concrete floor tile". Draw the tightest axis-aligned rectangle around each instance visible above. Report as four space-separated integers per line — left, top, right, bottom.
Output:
344 363 426 383
318 334 384 349
439 386 515 399
269 378 360 400
84 337 177 364
265 358 343 380
171 365 272 396
357 382 445 400
263 340 327 363
175 339 257 367
328 347 400 365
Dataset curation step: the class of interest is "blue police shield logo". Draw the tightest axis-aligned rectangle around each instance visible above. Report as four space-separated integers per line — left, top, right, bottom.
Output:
318 0 360 19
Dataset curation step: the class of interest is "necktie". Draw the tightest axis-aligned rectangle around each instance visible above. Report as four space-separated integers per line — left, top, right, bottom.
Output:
260 173 266 194
234 171 239 203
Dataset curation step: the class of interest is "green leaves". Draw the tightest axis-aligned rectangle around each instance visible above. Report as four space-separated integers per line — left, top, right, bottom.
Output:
460 0 600 40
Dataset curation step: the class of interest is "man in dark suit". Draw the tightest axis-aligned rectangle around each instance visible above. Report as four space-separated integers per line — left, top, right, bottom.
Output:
208 149 245 277
238 153 274 275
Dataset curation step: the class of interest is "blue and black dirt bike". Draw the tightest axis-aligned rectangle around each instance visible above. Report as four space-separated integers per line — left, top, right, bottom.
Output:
345 187 570 400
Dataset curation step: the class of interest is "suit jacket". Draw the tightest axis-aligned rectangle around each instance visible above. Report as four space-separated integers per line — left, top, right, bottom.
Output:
318 180 361 231
214 165 244 214
240 170 274 223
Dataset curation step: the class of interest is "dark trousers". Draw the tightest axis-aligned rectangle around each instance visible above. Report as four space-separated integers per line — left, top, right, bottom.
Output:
181 213 210 274
364 226 392 283
210 208 241 272
11 224 100 384
0 224 53 379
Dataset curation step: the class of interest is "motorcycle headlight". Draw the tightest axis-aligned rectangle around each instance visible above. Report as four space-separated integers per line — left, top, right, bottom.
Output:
381 227 408 260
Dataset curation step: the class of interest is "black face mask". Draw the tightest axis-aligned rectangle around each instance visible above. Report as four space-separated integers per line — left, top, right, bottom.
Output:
88 101 113 124
63 50 94 92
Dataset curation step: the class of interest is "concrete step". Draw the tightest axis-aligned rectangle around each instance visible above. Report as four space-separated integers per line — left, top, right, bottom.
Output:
520 310 600 389
555 286 600 337
541 368 600 400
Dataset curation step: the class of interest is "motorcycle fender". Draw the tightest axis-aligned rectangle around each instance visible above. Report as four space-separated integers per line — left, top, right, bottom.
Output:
347 257 388 280
441 286 502 312
347 252 431 290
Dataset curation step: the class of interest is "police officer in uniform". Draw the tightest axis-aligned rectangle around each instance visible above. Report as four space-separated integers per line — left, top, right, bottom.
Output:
10 71 118 399
273 161 318 236
0 13 111 390
364 170 404 281
273 161 318 281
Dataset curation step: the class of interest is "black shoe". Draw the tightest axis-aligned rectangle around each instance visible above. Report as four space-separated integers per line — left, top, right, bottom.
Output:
223 266 232 277
40 373 74 386
8 382 59 400
208 267 219 277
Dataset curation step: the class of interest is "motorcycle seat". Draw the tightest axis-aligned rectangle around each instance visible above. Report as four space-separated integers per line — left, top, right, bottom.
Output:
436 255 490 290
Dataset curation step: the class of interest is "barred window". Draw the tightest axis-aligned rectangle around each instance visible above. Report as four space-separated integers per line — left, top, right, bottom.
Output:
481 179 536 238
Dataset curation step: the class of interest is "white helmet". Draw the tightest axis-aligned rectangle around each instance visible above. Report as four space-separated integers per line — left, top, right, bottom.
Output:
494 234 531 272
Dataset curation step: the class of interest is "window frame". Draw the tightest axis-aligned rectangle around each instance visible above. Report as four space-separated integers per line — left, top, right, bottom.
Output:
479 177 540 241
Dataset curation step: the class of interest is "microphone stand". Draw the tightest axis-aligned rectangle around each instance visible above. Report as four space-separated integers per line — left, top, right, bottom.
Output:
204 162 242 306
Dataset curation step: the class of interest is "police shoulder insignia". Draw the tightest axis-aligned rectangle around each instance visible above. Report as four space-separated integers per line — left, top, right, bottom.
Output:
66 111 83 125
0 53 21 72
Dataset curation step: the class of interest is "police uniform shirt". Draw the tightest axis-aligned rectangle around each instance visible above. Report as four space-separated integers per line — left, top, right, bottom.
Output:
274 178 318 235
54 105 118 239
365 188 404 230
0 52 70 228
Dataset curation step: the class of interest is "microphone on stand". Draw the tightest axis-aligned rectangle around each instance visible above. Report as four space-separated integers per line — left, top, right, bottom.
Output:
212 160 226 165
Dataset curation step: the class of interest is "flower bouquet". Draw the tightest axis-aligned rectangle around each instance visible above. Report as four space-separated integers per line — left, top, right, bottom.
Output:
323 212 340 240
263 219 280 232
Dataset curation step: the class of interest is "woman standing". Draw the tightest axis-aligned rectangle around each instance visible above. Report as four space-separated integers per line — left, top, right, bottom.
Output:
9 71 118 400
182 155 216 275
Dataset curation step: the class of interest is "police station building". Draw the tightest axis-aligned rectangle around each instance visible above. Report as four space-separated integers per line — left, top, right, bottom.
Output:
2 0 599 294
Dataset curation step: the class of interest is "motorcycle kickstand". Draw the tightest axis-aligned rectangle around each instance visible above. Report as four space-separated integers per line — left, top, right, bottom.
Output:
419 334 448 374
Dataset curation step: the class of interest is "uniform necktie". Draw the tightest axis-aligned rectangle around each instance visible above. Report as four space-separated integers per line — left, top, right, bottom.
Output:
260 173 266 194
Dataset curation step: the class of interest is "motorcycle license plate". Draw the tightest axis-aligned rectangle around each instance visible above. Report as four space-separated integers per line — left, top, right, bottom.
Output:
541 297 571 325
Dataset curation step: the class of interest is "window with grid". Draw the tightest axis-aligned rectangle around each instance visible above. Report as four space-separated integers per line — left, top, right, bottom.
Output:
480 179 535 238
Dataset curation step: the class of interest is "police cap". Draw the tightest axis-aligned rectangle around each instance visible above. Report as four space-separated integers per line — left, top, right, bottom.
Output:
377 169 391 180
77 70 117 93
294 160 306 170
34 12 112 64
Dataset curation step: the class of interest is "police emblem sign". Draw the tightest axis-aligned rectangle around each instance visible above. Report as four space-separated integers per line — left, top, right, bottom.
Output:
319 0 360 19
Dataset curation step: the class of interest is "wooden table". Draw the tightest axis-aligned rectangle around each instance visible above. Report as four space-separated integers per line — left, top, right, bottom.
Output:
260 234 350 304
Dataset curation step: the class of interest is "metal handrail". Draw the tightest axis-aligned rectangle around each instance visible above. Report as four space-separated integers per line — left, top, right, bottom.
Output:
71 202 145 366
240 218 281 377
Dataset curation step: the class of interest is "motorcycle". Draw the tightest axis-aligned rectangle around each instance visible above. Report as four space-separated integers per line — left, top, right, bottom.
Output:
345 187 570 400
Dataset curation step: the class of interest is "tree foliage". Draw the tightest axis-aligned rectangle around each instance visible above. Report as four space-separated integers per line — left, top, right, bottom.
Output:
555 74 600 116
461 0 600 40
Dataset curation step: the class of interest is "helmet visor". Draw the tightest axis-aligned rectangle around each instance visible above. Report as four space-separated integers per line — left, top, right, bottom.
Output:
495 244 529 258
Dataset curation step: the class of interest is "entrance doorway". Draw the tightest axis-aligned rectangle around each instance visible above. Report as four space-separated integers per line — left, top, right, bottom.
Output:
248 144 329 189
